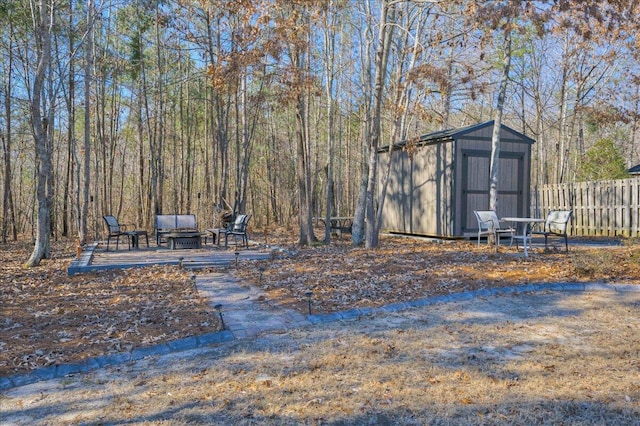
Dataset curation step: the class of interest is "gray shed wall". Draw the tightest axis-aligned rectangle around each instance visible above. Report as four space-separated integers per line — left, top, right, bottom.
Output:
379 122 533 238
380 141 455 236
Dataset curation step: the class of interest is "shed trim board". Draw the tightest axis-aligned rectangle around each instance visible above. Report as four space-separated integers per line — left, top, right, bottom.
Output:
378 121 534 238
378 120 535 153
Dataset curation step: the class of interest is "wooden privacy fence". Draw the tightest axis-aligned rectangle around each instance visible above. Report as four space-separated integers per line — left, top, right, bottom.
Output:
533 177 640 237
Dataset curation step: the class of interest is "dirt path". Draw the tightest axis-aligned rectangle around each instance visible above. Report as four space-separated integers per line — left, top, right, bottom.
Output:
2 287 639 425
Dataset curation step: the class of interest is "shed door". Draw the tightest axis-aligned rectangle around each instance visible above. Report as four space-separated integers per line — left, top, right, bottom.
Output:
461 150 524 232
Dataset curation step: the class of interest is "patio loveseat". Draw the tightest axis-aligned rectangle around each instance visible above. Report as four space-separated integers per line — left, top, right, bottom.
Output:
155 214 198 246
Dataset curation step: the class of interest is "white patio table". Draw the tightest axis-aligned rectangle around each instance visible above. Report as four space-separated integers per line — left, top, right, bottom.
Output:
501 217 546 258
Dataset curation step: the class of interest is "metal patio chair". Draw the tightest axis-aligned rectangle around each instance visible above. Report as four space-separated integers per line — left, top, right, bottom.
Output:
473 210 515 247
531 210 573 252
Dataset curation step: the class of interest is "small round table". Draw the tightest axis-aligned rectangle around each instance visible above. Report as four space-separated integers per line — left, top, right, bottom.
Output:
126 230 148 250
501 217 545 257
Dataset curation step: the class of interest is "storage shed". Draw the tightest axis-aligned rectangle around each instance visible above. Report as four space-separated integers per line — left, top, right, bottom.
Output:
377 120 535 238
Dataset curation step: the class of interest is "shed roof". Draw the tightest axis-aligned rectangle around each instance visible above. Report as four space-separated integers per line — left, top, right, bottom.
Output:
629 164 640 174
378 120 535 153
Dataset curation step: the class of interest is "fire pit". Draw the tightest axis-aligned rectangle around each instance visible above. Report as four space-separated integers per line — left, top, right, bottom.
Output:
164 231 203 250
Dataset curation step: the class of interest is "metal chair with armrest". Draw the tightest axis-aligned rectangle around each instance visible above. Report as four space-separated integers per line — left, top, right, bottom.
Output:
473 210 515 247
103 215 148 251
224 214 252 249
531 210 572 252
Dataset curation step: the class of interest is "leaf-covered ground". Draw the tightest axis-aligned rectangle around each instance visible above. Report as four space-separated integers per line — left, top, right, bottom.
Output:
0 241 222 378
233 235 640 314
1 235 639 379
4 287 640 425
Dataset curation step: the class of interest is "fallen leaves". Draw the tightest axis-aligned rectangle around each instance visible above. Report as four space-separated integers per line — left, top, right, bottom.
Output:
0 240 222 377
233 236 640 314
1 235 639 381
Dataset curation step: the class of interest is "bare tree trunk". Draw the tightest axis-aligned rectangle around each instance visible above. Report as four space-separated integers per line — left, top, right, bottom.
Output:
205 9 231 210
267 117 280 226
631 83 640 166
136 90 146 227
142 4 166 218
61 2 74 238
181 70 195 215
303 43 315 243
79 0 94 245
364 0 394 249
294 66 316 245
142 65 157 218
26 0 53 267
351 0 374 246
238 72 260 217
488 22 512 213
556 34 571 184
531 46 548 187
1 130 12 242
375 3 423 242
295 92 315 245
289 8 316 246
238 72 249 213
322 3 337 244
2 26 17 243
46 42 56 241
351 161 368 246
155 6 165 215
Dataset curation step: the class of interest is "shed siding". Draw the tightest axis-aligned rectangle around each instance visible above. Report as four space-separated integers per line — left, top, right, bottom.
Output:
380 141 454 236
379 121 533 238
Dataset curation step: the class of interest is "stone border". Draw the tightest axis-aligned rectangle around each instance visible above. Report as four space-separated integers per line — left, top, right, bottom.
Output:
0 331 234 391
306 282 640 324
2 282 638 391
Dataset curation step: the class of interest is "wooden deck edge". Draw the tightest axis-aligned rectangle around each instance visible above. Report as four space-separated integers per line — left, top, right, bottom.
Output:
67 242 98 275
67 244 273 276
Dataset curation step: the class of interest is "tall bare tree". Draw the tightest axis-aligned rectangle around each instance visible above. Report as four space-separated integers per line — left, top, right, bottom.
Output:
79 0 94 245
291 8 316 245
1 5 18 243
350 0 375 246
26 0 54 267
375 1 438 246
488 15 512 212
60 0 76 238
468 1 545 212
320 0 339 244
362 0 394 249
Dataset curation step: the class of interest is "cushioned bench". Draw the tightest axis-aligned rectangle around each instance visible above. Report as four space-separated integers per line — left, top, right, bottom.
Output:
155 214 198 246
